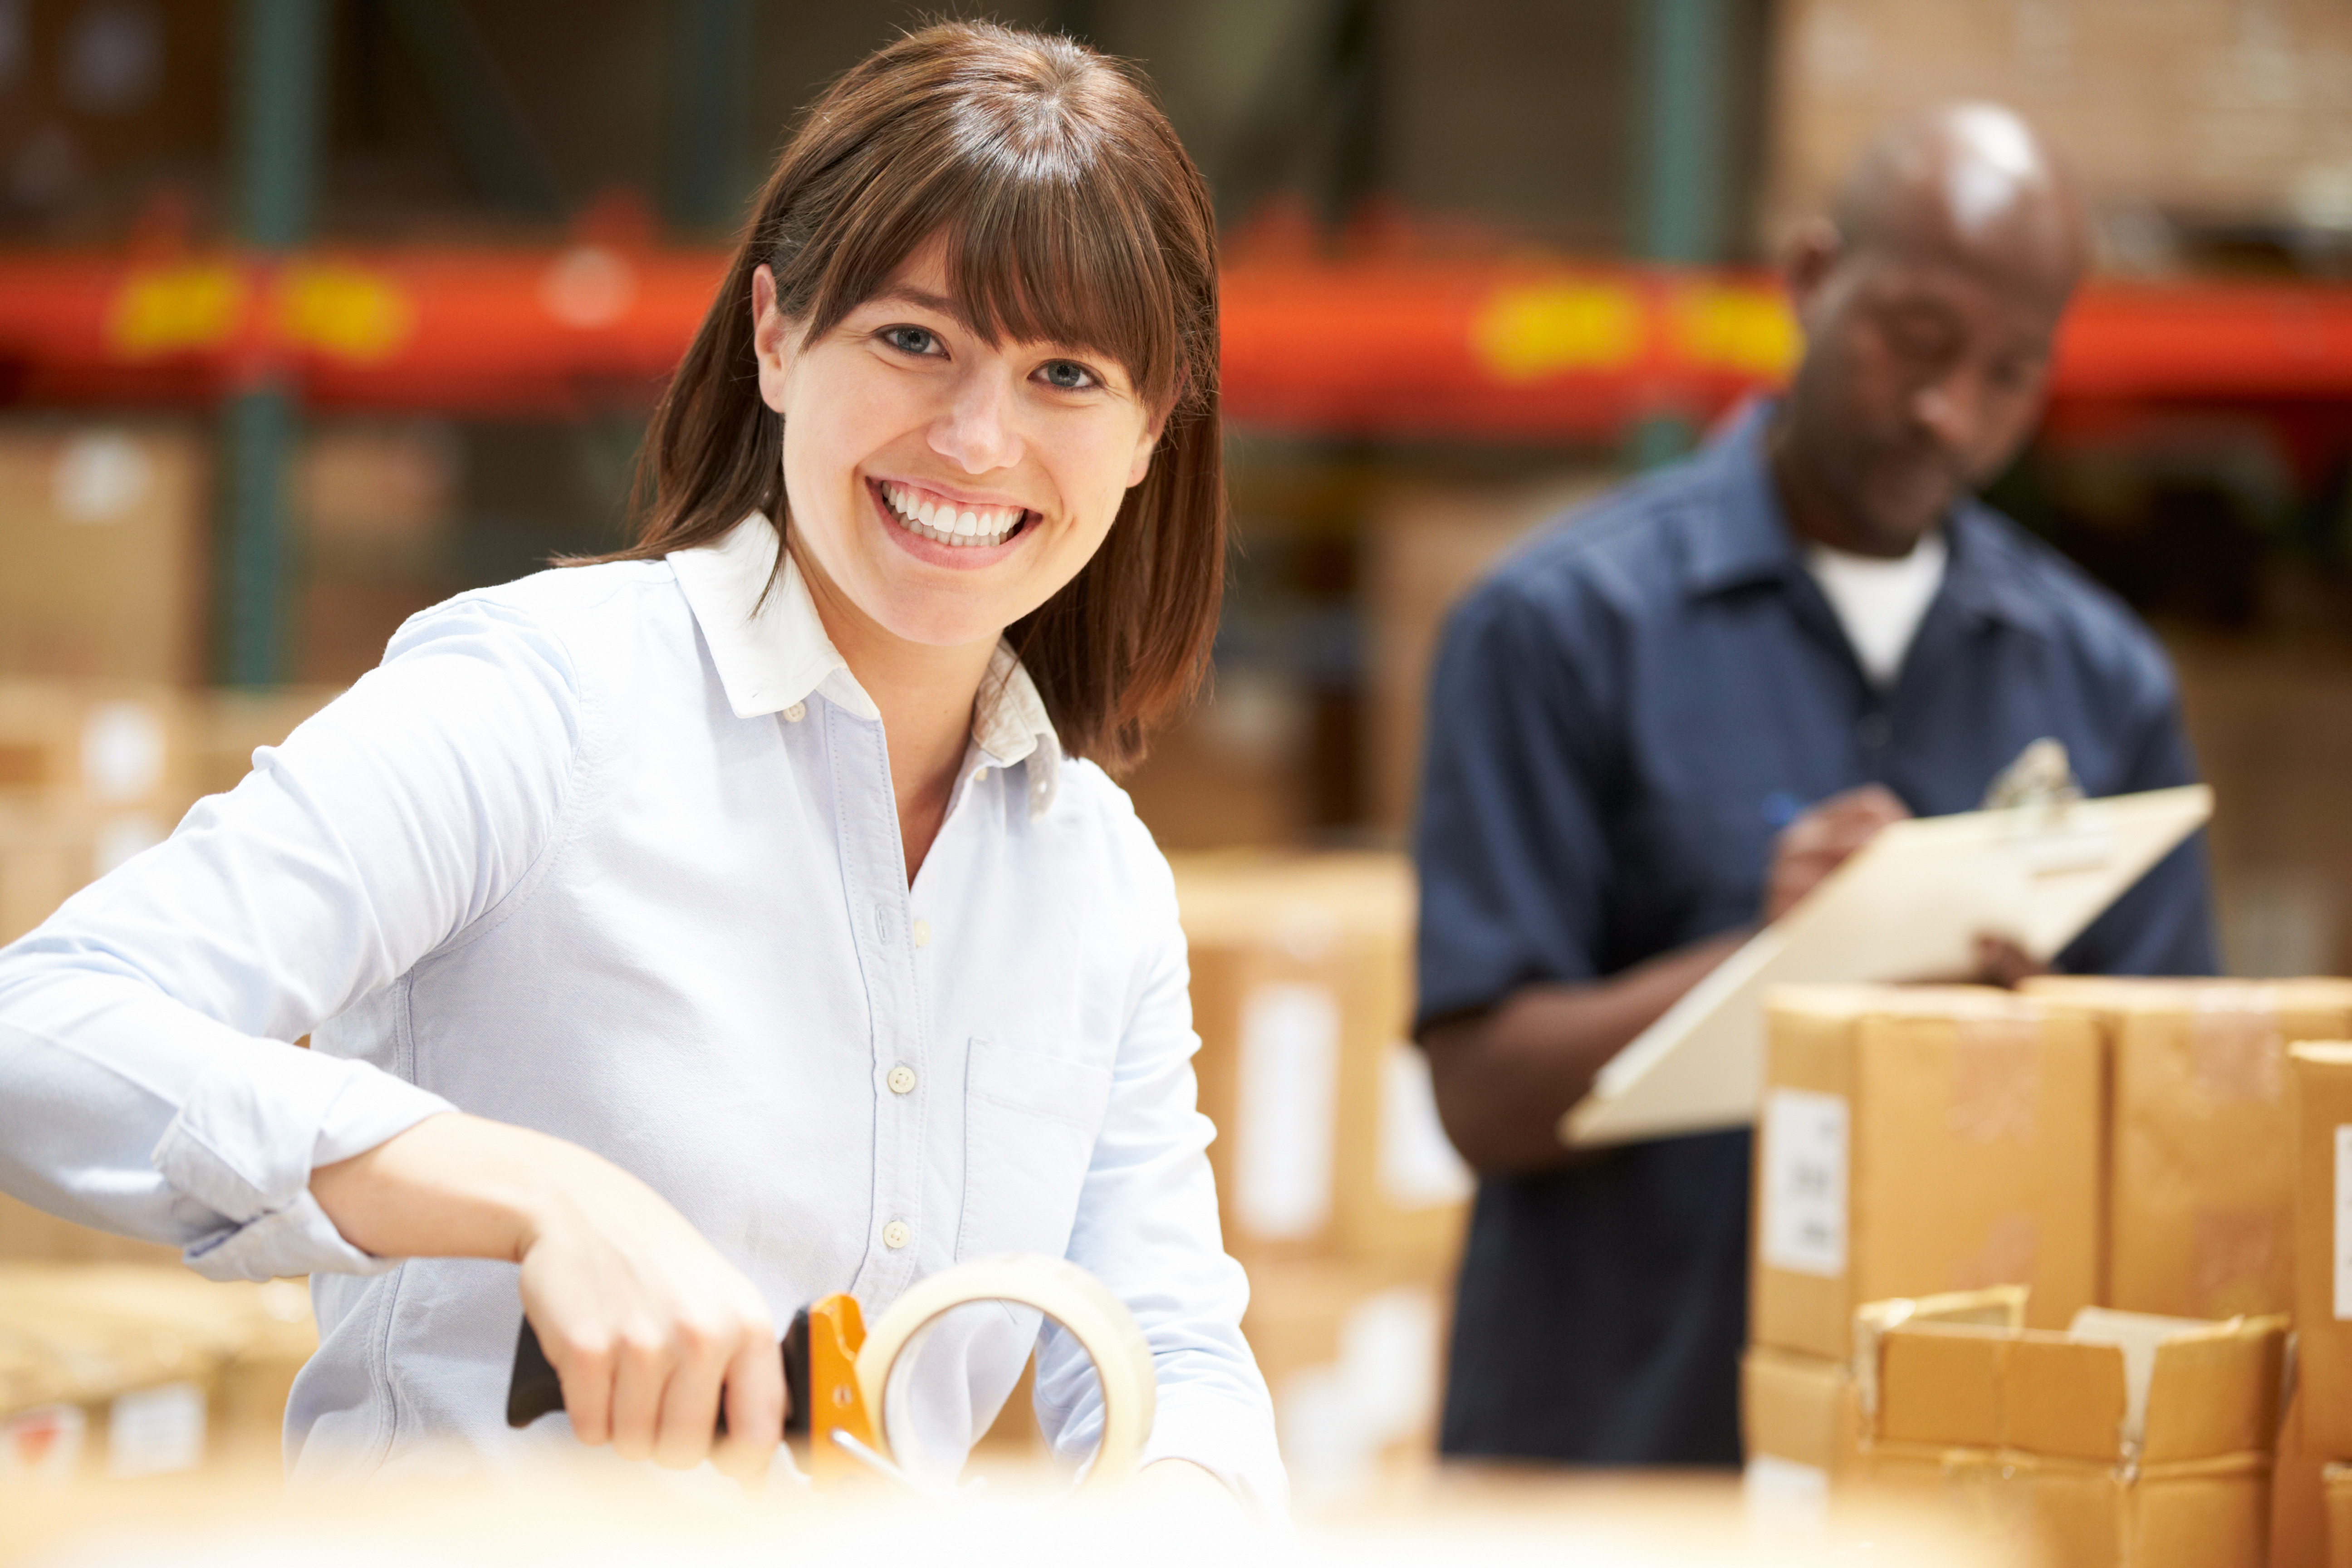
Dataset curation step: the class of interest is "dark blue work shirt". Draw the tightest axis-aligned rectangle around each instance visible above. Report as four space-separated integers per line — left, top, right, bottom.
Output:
1413 404 2219 1466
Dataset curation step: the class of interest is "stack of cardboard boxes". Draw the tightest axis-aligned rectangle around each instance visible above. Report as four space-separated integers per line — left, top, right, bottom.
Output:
0 681 338 949
1745 977 2352 1563
0 1264 318 1482
1168 851 1471 1490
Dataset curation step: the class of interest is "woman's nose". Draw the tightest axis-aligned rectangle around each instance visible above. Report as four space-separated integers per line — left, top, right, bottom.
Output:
930 369 1024 474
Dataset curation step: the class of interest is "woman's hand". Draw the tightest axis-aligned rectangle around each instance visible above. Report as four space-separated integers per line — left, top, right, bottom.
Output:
310 1113 784 1480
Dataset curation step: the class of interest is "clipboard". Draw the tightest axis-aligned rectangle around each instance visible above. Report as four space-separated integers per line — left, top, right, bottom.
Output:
1558 782 2212 1147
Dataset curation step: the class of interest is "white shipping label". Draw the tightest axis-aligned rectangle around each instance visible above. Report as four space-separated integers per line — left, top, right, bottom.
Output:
107 1382 206 1478
1236 982 1341 1239
1760 1088 1849 1278
1379 1040 1475 1210
2336 1125 2352 1320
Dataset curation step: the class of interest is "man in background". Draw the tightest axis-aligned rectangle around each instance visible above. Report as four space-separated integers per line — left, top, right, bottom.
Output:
1412 103 2218 1464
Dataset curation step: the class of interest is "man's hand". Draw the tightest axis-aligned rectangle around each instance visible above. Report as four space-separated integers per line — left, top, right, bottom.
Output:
1973 934 2048 988
1763 784 1911 923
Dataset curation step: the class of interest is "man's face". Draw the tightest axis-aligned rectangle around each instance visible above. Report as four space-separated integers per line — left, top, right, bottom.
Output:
1783 241 2067 554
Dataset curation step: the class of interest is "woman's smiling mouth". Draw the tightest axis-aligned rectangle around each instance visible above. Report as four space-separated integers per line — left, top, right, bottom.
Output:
875 478 1029 548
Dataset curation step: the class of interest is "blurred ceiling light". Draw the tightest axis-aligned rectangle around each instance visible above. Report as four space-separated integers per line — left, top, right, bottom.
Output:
540 245 637 330
64 0 161 116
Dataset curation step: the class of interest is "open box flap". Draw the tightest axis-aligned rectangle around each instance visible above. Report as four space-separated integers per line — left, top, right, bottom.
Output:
1852 1284 2028 1425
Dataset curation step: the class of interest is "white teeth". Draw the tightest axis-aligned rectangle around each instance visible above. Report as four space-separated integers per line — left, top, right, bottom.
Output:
878 482 1023 548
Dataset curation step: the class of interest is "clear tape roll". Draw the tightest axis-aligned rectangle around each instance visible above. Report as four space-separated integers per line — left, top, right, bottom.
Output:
854 1253 1157 1497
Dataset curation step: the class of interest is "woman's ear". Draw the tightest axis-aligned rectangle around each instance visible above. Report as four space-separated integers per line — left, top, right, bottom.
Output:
1125 409 1167 489
751 265 795 415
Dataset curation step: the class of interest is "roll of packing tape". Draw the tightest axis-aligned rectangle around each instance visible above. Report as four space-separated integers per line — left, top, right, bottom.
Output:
854 1253 1157 1497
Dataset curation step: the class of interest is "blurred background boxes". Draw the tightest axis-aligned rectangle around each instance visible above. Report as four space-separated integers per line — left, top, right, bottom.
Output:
2025 976 2352 1320
1752 985 2102 1361
0 1264 315 1481
1763 0 2352 255
0 681 337 943
1169 851 1470 1487
1169 851 1470 1277
0 426 210 689
1239 1256 1448 1494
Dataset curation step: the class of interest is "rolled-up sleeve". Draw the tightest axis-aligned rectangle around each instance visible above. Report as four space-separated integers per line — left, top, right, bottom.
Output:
1039 838 1288 1517
0 595 582 1280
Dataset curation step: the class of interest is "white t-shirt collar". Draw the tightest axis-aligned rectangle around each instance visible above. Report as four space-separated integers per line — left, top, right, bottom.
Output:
1803 530 1950 690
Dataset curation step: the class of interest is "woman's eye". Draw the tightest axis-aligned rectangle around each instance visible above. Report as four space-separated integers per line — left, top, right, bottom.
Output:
1038 360 1096 391
883 326 941 357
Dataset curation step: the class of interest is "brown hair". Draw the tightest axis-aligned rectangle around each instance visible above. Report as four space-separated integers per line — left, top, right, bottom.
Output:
595 20 1222 771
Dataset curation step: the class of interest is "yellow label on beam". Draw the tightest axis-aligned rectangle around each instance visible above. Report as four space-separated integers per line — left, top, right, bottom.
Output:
107 265 243 358
280 264 415 362
1670 284 1799 378
1471 282 1643 382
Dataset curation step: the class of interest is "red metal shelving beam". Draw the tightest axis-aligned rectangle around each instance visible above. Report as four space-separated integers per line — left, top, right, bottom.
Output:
0 246 2348 437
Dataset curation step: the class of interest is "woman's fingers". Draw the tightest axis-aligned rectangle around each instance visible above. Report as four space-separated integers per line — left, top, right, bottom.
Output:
651 1314 734 1470
549 1325 618 1446
710 1321 787 1482
607 1329 673 1464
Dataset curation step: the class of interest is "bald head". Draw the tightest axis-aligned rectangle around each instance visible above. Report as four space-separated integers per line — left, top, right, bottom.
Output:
1769 104 2087 559
1830 103 2088 305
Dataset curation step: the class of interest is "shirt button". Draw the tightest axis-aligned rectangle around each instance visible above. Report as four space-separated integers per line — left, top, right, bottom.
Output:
882 1220 911 1250
911 919 931 947
1857 713 1892 750
783 701 806 723
887 1063 916 1095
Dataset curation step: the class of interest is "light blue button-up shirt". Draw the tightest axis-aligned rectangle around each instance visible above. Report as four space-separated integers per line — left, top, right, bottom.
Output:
0 514 1284 1507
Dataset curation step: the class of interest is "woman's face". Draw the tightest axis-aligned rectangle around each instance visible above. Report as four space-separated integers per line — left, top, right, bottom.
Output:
752 240 1164 652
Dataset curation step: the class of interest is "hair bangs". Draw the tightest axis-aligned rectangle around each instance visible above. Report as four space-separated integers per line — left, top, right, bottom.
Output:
792 113 1186 416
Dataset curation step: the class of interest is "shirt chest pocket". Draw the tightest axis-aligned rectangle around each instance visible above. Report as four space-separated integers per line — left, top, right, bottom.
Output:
957 1038 1114 1263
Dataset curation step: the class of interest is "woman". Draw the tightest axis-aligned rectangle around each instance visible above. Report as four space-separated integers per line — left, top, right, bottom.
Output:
0 23 1281 1507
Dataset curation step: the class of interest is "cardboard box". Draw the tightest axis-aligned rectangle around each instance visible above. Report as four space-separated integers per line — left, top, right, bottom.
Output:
1171 853 1470 1275
1763 0 2352 249
0 424 208 687
2027 977 2352 1320
2325 1463 2352 1568
0 1300 221 1484
2272 1388 2327 1568
1753 986 2102 1361
0 1264 317 1475
1240 1256 1447 1492
1860 1305 2288 1568
1742 1286 2025 1531
0 685 344 946
1740 1344 1862 1476
2293 1042 2352 1457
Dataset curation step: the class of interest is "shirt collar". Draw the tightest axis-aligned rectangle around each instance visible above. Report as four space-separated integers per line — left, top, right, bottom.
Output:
668 513 1065 814
1678 399 2052 638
